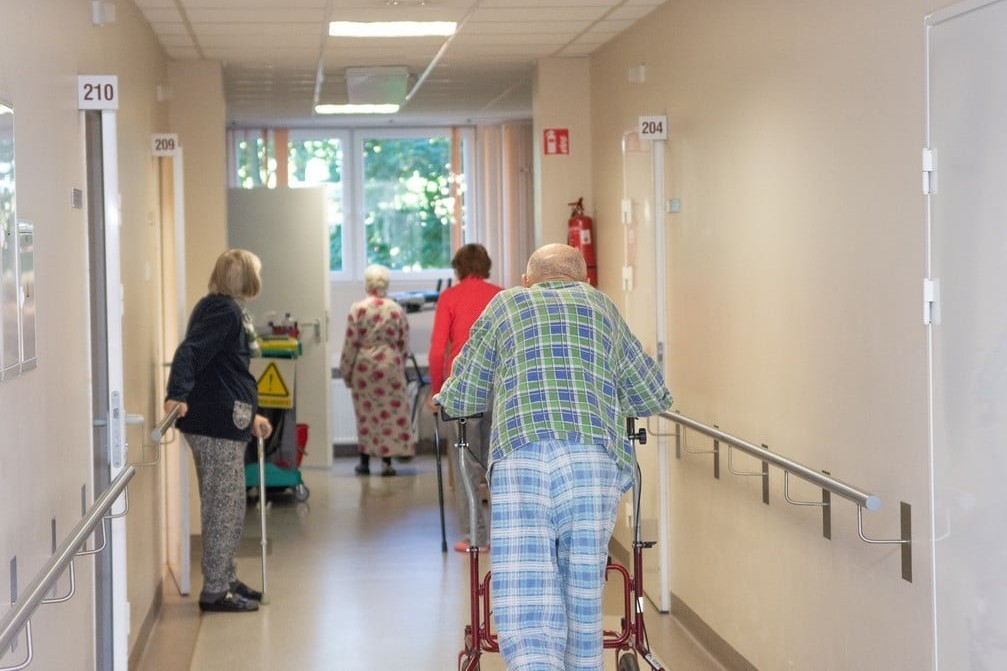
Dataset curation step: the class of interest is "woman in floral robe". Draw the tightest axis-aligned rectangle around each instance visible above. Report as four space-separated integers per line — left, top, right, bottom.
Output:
339 264 415 476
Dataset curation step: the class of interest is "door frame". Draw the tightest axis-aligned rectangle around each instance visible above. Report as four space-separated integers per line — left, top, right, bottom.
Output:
85 107 129 670
157 148 191 595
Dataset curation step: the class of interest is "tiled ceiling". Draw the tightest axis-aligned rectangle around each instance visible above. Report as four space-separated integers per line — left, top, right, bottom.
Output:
132 0 667 128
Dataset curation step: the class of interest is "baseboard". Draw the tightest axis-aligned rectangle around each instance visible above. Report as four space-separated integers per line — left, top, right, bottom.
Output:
671 593 757 671
608 540 756 671
128 576 163 670
333 438 444 459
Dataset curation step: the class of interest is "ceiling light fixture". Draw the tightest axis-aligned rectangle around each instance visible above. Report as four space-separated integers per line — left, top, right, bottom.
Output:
315 103 401 115
328 21 457 38
346 66 409 105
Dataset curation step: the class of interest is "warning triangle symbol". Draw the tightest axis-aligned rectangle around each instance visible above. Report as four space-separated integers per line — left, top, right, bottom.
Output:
257 362 290 399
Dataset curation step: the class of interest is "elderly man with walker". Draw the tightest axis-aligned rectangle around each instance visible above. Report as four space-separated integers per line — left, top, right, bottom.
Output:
439 243 672 671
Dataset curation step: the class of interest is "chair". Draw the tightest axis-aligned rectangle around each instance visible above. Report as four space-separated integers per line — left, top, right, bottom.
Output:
406 352 431 440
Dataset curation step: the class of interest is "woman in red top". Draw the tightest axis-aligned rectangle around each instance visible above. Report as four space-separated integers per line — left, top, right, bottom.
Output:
427 244 503 551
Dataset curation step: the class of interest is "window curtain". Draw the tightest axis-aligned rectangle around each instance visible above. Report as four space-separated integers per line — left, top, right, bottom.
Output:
471 122 534 289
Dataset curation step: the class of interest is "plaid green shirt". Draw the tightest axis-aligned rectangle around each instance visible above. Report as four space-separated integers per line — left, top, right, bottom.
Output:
439 281 672 471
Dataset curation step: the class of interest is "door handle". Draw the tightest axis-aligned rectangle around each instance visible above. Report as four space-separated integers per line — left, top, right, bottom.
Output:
303 315 327 344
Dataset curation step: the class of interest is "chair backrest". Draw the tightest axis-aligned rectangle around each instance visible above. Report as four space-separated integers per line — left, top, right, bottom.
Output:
407 352 430 385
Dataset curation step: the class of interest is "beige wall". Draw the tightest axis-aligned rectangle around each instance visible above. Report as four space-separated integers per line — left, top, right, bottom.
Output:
168 61 228 313
590 0 943 668
165 61 228 535
0 0 170 667
533 57 593 247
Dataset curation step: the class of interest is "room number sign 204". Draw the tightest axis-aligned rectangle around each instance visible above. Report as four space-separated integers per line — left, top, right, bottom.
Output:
638 115 668 140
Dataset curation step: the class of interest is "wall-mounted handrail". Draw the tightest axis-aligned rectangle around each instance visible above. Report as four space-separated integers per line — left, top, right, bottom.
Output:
0 466 136 665
658 410 880 510
149 405 181 443
655 410 912 582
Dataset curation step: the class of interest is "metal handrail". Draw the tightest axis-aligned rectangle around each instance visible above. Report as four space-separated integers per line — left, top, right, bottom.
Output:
655 409 913 582
658 410 880 510
149 405 181 443
0 466 136 662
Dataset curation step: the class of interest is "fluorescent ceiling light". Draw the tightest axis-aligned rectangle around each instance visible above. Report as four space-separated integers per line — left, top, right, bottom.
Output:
329 21 456 38
315 103 401 115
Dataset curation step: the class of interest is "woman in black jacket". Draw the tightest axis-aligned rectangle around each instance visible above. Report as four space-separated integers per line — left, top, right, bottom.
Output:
164 248 273 613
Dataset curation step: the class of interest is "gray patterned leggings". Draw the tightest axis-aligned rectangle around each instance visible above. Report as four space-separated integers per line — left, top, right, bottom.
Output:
186 433 246 600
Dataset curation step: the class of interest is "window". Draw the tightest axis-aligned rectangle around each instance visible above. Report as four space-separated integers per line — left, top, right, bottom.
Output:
288 136 346 272
233 131 277 189
229 128 468 278
359 133 458 272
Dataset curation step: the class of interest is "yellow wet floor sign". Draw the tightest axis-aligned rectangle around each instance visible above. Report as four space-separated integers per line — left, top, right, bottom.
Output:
256 360 294 409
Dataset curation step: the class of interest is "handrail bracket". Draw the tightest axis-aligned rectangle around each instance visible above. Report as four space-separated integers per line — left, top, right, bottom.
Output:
0 620 32 671
857 502 913 582
657 410 909 581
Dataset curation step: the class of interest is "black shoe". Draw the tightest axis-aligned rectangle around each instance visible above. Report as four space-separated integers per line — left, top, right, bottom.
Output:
230 580 263 602
354 463 370 475
199 592 258 613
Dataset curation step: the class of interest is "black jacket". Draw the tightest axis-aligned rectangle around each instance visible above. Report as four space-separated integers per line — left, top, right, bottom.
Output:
166 293 258 441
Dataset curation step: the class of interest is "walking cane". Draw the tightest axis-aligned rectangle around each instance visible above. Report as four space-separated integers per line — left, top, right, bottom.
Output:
257 434 270 604
433 416 448 553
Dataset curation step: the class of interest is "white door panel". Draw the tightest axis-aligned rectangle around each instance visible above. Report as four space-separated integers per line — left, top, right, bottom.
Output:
927 1 1007 667
228 188 332 468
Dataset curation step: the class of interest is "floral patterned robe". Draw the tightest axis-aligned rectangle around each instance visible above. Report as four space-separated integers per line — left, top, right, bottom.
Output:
338 295 415 458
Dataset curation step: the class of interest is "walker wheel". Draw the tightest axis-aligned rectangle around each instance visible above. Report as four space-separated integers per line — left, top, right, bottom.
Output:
618 653 641 671
458 651 480 671
294 483 310 502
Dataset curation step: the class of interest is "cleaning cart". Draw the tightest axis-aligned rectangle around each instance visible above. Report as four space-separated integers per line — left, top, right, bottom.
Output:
244 325 310 502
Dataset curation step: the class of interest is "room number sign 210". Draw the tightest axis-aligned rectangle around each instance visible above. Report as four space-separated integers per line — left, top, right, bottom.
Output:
77 75 119 110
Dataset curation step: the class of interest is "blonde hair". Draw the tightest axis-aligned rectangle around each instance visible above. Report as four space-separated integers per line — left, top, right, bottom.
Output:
364 264 390 297
208 249 262 300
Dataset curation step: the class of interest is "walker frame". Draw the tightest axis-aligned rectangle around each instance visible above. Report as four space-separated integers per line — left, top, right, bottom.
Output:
442 413 666 671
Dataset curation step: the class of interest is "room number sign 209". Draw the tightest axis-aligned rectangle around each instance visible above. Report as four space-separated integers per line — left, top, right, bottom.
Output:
151 134 179 156
78 75 119 110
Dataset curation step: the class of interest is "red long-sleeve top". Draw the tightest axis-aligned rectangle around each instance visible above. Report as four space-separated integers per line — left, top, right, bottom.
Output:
427 276 504 394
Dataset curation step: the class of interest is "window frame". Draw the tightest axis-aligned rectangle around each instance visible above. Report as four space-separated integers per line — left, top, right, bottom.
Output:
286 129 353 282
227 125 476 284
351 126 472 284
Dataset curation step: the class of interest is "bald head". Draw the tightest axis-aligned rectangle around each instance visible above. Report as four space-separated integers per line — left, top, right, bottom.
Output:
523 244 589 286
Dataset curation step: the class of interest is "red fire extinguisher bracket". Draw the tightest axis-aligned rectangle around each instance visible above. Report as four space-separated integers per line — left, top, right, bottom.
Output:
567 197 598 287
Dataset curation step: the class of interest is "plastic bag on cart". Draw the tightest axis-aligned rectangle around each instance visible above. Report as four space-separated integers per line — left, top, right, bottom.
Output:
244 407 299 469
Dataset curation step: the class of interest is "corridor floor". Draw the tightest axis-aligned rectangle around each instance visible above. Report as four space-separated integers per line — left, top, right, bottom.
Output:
136 455 724 670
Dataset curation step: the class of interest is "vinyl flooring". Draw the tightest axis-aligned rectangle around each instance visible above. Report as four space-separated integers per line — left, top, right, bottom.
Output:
134 455 725 671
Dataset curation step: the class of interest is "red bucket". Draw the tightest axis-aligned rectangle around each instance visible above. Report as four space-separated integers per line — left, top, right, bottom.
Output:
295 423 309 466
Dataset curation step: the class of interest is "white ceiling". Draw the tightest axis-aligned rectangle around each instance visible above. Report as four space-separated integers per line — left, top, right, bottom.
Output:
132 0 667 128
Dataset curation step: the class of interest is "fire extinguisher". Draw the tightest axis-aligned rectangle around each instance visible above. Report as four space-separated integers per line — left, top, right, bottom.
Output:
567 197 598 286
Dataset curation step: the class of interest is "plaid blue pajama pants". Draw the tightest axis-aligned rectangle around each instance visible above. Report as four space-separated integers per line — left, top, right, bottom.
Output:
489 440 624 671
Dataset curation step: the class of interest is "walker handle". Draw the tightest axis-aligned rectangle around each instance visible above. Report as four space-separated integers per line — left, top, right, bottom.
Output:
431 394 483 422
627 417 647 445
